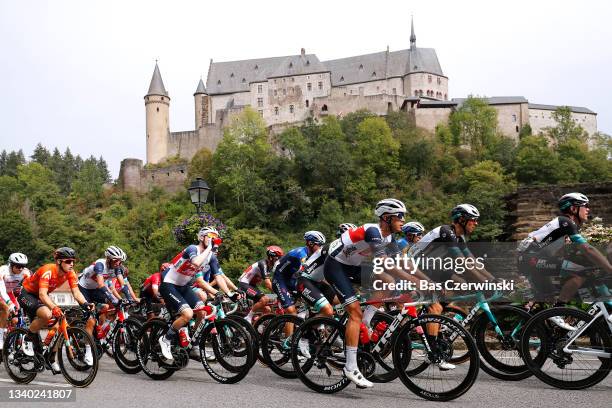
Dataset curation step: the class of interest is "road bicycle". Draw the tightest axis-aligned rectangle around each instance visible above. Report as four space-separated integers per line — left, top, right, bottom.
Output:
3 314 99 387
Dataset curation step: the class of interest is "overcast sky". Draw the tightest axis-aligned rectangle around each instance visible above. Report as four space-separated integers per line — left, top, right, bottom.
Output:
1 0 610 178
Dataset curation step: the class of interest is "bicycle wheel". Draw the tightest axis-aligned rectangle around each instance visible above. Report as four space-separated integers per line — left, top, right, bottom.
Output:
226 314 258 366
113 317 143 374
57 327 99 387
253 313 276 364
136 319 176 380
2 328 37 384
199 318 253 383
471 305 532 379
291 316 350 394
261 314 303 378
393 314 480 401
520 307 612 390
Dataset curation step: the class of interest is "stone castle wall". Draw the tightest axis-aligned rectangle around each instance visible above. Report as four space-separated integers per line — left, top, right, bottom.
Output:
119 159 188 194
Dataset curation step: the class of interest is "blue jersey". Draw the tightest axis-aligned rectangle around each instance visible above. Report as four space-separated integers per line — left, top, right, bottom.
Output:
274 247 308 280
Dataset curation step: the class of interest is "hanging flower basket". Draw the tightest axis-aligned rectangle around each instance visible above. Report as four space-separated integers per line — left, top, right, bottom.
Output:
173 213 227 246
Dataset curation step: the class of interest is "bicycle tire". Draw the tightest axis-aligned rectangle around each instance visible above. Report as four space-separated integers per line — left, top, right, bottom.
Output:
2 328 37 384
58 327 99 387
113 317 143 374
520 307 612 390
226 314 258 367
261 314 303 378
136 319 176 381
253 313 276 365
393 314 480 401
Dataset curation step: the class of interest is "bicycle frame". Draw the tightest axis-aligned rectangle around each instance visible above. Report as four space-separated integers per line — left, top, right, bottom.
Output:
561 301 612 357
371 300 432 354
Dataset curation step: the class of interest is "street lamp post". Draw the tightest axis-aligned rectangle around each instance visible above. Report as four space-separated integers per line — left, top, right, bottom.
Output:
188 177 210 215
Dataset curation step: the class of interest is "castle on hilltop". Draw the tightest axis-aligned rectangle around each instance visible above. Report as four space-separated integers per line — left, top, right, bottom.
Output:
119 19 598 193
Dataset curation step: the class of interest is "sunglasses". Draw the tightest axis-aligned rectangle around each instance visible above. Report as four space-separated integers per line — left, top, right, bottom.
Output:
13 264 26 269
390 213 405 221
61 260 75 265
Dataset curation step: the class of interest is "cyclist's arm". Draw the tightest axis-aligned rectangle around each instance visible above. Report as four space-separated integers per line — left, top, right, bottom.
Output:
195 276 219 296
70 286 89 306
0 279 12 306
127 282 139 301
222 274 237 291
38 286 58 310
579 243 612 273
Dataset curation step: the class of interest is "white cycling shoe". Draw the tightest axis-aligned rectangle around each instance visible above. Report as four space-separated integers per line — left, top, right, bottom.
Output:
298 338 311 359
437 361 456 371
158 336 174 361
343 367 373 388
83 345 94 366
548 316 576 331
22 341 35 357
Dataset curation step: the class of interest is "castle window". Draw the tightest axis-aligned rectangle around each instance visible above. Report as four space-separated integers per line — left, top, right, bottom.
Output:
180 169 184 174
283 88 286 95
167 173 170 177
146 96 149 101
516 126 519 132
161 97 164 101
340 76 344 82
274 79 277 83
289 87 294 95
254 64 258 70
230 73 234 78
392 88 396 94
242 78 246 83
428 75 432 83
217 80 221 85
444 93 447 100
156 107 159 112
322 104 328 112
318 82 323 90
305 99 309 107
414 90 418 96
274 106 279 115
437 77 441 85
306 60 310 66
283 78 286 82
512 114 517 122
291 77 295 82
307 83 312 91
258 110 263 117
359 64 363 70
419 90 423 96
376 86 380 92
372 71 376 77
274 90 277 96
257 98 263 107
289 62 293 68
152 175 155 180
258 84 262 93
289 105 294 113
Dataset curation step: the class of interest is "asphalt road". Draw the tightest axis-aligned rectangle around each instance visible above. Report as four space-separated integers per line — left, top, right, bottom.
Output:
0 358 610 408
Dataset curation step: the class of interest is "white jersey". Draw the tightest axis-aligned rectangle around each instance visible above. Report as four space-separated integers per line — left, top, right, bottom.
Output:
329 223 392 266
0 265 30 303
78 259 124 290
239 259 273 285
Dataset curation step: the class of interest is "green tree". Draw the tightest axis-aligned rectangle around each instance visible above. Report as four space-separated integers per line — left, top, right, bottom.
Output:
449 97 498 157
546 106 588 144
71 158 106 204
31 143 51 167
2 150 26 177
515 135 559 184
187 148 214 184
17 162 61 211
355 117 400 176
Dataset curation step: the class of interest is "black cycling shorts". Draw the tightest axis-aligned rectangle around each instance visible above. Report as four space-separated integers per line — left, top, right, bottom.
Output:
238 282 265 302
296 277 335 312
17 290 45 321
323 257 361 307
159 282 204 315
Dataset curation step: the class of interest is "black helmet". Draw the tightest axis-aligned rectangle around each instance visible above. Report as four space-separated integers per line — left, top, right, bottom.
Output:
54 247 76 261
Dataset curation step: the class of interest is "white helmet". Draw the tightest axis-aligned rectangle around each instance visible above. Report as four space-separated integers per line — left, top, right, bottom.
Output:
451 204 480 220
8 252 28 266
303 231 326 245
197 226 219 240
558 193 589 212
374 198 407 217
105 246 126 260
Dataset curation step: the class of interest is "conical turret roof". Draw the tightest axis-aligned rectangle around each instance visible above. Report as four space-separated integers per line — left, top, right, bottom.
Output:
147 62 168 96
194 78 207 95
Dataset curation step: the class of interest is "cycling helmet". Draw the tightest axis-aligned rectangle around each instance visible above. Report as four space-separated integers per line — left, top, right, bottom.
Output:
105 246 126 260
374 198 407 218
197 226 219 240
402 221 425 235
266 246 284 258
54 247 76 261
304 231 326 245
8 252 28 266
451 204 480 221
558 193 589 212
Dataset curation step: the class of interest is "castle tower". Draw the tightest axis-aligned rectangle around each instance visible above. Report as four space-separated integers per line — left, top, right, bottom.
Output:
145 62 170 164
194 78 209 128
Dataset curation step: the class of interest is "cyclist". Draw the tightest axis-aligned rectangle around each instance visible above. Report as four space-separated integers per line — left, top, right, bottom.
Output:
272 231 326 319
518 193 612 328
78 246 129 342
18 247 95 370
324 198 406 388
396 221 426 255
0 253 31 350
239 245 284 324
139 263 169 319
158 226 223 361
336 223 357 238
412 204 495 284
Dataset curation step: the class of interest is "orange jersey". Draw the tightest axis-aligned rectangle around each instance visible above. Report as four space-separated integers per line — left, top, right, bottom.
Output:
22 263 78 295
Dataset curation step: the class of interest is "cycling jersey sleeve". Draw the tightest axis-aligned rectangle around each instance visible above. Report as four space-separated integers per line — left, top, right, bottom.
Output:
0 279 10 304
365 226 387 258
558 216 588 244
93 261 105 274
183 245 199 262
437 225 463 257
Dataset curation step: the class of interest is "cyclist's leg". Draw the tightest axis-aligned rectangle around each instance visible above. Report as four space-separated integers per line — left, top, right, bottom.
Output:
159 282 193 340
272 277 296 337
297 277 333 317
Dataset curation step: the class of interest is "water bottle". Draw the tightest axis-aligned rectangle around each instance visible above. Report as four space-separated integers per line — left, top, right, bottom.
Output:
178 327 190 347
370 321 388 343
359 323 370 345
